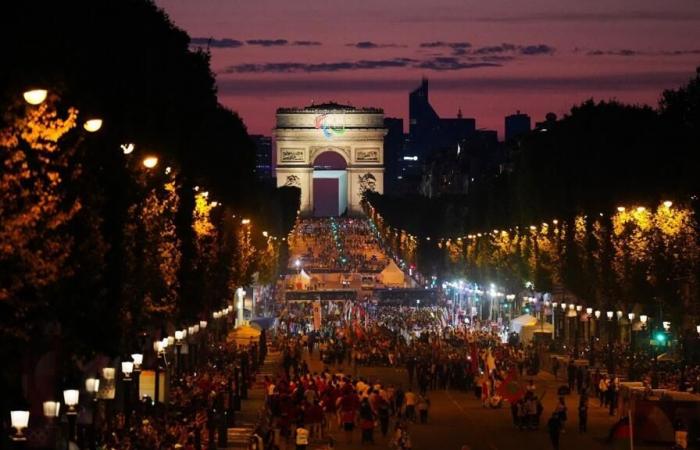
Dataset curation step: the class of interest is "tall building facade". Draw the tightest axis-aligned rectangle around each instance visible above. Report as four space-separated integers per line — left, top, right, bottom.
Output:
383 117 403 194
407 78 475 160
504 111 531 141
251 134 273 183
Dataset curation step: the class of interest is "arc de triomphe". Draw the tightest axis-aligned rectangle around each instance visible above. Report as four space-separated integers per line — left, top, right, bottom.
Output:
275 103 386 216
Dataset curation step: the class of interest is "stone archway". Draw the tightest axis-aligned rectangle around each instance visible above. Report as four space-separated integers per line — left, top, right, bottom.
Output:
274 103 386 216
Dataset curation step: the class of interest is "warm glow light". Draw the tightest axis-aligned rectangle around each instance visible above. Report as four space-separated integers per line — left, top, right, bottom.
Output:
43 401 60 418
663 201 673 208
594 310 601 318
241 218 251 225
636 206 646 212
640 314 648 324
175 330 183 341
663 321 671 331
586 307 593 315
131 353 143 368
120 143 135 154
199 320 207 329
142 156 158 169
63 389 79 407
23 89 48 105
102 367 116 380
85 377 100 393
560 303 566 310
10 410 29 434
262 231 269 237
121 361 134 376
576 305 582 311
628 313 635 321
83 118 103 132
617 206 625 212
606 311 614 319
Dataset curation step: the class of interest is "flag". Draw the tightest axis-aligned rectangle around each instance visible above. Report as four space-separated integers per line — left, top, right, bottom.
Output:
497 370 524 403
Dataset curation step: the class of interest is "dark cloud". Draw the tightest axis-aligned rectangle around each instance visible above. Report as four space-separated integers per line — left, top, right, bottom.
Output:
470 11 700 23
223 58 417 74
587 48 700 56
471 43 554 55
420 41 471 49
347 41 405 49
292 40 322 46
246 39 288 47
190 37 244 48
415 57 500 71
519 44 555 55
216 71 694 95
222 55 501 74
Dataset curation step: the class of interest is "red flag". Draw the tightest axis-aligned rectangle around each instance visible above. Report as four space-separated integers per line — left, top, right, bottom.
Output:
497 370 524 403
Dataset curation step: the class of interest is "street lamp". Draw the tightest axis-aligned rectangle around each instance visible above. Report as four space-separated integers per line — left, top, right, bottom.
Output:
606 311 614 320
9 410 29 441
42 401 60 420
82 118 103 133
663 321 671 332
131 353 143 371
63 390 79 415
121 361 134 381
640 315 648 326
64 389 79 444
23 89 48 105
142 156 158 169
85 378 100 396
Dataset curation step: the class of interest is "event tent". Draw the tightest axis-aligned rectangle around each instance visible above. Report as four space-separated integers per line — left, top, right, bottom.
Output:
379 260 405 286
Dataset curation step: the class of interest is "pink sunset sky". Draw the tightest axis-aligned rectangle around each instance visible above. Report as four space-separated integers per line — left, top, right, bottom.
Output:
156 0 700 137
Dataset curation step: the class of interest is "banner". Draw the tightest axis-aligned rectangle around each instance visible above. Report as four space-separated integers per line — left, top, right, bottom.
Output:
312 300 322 331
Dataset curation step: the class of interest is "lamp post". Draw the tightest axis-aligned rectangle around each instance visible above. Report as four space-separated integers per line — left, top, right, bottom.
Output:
121 361 133 429
85 377 99 448
43 401 60 449
63 389 79 446
175 330 184 377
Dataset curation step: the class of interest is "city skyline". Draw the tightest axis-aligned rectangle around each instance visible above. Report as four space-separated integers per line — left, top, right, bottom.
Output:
156 0 700 136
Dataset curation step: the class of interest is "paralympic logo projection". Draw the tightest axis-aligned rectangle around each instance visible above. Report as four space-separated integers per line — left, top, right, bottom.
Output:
315 113 346 139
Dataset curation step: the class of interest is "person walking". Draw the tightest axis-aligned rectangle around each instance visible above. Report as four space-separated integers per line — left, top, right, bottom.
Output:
295 422 310 450
404 389 417 422
547 413 562 450
578 397 588 432
417 394 430 424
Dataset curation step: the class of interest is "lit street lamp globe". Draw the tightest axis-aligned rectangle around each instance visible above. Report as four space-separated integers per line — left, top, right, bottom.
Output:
23 89 48 105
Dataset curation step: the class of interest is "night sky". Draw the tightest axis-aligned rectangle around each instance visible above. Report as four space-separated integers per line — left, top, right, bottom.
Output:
156 0 700 137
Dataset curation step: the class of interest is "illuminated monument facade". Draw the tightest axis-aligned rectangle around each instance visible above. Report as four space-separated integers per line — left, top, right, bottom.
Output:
275 103 385 216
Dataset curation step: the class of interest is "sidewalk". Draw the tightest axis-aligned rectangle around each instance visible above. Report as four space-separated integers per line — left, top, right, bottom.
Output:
222 347 281 449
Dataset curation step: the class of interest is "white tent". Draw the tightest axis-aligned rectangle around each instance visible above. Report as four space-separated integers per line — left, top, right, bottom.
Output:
379 260 405 286
292 269 311 290
511 314 538 333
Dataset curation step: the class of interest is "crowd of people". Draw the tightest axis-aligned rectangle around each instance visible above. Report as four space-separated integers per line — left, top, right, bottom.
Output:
257 301 550 449
288 218 388 273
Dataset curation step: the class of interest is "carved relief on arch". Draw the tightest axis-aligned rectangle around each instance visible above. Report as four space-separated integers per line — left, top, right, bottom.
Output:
309 146 350 165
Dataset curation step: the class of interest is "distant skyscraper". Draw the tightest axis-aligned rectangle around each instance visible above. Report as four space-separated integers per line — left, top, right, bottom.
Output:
505 111 531 141
383 117 403 194
251 134 272 183
408 78 475 159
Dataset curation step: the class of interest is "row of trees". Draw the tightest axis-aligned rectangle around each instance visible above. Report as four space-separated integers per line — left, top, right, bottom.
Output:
0 0 299 408
366 69 700 327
